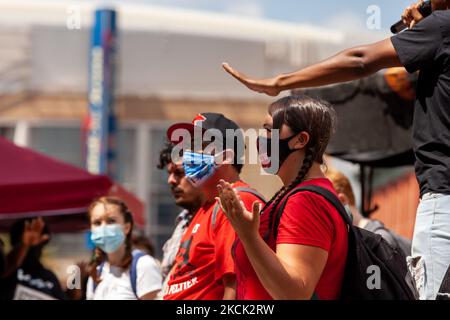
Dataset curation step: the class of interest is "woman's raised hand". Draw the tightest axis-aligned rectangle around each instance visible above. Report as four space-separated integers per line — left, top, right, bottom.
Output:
216 180 262 241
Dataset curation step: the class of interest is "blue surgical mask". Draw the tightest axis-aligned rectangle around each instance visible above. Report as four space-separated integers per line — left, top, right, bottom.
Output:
90 224 125 253
182 151 217 187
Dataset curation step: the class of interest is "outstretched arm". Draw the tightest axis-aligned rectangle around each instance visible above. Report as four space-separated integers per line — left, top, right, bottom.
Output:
223 38 402 96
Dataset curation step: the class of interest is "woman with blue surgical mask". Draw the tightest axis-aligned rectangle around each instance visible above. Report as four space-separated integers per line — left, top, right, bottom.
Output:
86 197 162 300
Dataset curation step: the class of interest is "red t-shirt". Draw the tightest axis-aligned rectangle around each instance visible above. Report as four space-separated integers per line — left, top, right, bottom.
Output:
164 181 264 300
233 178 348 300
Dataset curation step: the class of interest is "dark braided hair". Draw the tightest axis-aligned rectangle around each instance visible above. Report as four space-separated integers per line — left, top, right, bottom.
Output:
88 197 135 285
263 95 336 240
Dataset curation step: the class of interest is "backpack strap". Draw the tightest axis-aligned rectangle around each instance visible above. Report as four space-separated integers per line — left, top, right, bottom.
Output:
212 187 266 228
130 250 146 299
92 261 105 292
273 185 352 239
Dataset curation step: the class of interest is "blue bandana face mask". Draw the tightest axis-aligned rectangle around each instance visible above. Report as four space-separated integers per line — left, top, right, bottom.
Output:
182 151 217 187
90 224 126 254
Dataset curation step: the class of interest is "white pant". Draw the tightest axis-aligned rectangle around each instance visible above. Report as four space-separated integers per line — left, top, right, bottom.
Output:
410 193 450 300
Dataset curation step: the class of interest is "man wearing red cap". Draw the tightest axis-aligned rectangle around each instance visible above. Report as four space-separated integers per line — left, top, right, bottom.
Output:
163 113 265 300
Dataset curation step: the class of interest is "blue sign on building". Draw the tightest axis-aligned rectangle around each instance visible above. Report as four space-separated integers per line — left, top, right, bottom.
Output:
86 9 118 178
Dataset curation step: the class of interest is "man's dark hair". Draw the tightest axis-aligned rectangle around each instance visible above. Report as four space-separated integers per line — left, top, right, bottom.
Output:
157 142 174 170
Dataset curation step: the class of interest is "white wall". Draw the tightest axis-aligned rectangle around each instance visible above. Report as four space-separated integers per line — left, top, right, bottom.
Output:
30 25 341 99
0 1 349 99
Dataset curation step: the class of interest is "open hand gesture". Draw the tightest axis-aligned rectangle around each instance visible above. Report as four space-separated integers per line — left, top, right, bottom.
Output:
216 180 262 241
22 218 49 247
222 63 281 97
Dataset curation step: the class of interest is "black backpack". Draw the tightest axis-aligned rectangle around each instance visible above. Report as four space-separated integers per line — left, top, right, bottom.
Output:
364 220 412 258
274 185 418 300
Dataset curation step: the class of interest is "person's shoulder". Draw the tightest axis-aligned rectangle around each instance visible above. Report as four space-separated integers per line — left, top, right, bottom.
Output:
364 219 385 232
285 192 333 215
136 253 160 270
423 10 450 29
286 178 336 204
433 9 450 20
365 220 399 248
37 267 61 283
135 254 162 291
135 254 162 282
282 179 341 222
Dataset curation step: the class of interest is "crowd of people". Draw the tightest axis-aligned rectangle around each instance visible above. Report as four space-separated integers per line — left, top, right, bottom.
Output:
1 0 450 301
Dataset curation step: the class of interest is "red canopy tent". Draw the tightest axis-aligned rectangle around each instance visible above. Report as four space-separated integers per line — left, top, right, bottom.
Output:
0 137 145 232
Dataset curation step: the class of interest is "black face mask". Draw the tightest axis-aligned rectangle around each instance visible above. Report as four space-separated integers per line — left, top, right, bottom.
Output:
258 134 298 174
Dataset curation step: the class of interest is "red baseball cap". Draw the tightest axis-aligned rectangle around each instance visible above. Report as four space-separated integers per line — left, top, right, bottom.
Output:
166 113 241 144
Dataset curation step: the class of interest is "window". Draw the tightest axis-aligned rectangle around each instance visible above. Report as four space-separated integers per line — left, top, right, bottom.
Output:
30 127 84 168
30 126 137 189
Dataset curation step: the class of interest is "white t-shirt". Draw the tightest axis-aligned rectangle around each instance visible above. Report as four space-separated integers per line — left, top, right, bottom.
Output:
86 255 162 300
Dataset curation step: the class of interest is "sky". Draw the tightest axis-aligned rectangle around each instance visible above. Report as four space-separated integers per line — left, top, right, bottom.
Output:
122 0 415 33
24 0 417 34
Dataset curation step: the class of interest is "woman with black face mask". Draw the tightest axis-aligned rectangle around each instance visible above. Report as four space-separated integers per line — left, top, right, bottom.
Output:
217 95 348 300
